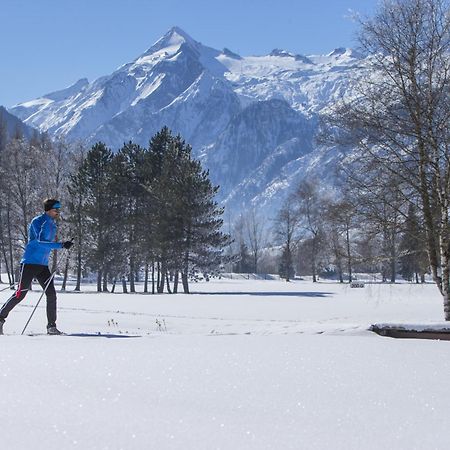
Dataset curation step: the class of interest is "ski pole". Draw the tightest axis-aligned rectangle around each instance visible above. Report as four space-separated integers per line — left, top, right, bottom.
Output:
0 283 16 293
21 248 71 335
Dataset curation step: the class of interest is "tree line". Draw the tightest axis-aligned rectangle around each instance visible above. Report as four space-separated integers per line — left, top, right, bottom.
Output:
273 177 428 284
225 0 450 322
274 0 450 319
0 124 229 293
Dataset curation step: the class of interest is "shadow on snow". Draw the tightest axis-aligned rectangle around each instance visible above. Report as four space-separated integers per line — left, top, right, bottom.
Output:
193 291 333 298
66 333 141 339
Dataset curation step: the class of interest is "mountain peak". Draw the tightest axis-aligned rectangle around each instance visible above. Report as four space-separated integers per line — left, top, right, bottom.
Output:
222 48 242 60
166 26 193 40
326 47 362 59
327 47 347 57
270 49 294 58
144 26 197 56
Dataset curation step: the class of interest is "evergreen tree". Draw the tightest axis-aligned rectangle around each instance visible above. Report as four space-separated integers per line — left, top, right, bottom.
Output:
67 144 89 291
146 128 229 293
146 130 182 292
109 142 147 292
177 151 230 293
70 142 115 291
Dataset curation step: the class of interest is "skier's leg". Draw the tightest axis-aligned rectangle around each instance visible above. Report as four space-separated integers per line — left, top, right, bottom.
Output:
0 265 35 320
35 266 57 326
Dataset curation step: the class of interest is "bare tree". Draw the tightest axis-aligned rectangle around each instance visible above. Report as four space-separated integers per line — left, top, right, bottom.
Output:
245 207 267 274
325 0 450 318
293 179 327 282
274 197 300 281
323 199 357 282
232 214 252 273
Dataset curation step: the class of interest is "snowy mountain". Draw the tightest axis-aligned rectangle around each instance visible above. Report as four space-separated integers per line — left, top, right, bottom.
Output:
0 106 36 141
9 27 368 218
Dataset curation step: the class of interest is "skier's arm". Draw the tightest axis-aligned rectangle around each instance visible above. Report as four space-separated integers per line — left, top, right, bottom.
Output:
33 220 64 250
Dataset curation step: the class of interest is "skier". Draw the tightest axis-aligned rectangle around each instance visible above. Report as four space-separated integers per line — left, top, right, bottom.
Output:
0 199 73 335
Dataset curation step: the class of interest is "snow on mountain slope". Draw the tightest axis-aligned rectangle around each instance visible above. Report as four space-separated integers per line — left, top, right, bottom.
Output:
218 45 364 114
202 99 316 194
8 27 369 219
92 70 241 150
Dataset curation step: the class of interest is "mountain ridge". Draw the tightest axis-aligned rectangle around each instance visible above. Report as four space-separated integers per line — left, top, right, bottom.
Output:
8 27 365 218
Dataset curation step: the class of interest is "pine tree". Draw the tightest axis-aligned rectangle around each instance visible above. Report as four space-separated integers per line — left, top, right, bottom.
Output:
70 142 115 291
177 152 230 293
146 128 229 293
67 144 89 291
109 142 147 292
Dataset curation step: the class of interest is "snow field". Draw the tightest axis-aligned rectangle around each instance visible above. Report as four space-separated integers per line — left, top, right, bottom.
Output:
0 278 448 450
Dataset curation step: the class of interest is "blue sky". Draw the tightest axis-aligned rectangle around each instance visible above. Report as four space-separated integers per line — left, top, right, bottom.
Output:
1 0 377 107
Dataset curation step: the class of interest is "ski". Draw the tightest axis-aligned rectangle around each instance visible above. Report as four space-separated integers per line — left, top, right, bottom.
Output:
24 332 140 338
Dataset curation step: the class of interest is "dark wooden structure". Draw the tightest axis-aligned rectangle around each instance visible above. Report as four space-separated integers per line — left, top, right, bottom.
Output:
370 324 450 341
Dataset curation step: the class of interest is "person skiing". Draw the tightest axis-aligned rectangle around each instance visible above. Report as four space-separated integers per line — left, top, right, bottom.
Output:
0 199 73 335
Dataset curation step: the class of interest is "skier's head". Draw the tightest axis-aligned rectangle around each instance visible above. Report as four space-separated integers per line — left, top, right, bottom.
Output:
44 199 61 219
44 198 61 211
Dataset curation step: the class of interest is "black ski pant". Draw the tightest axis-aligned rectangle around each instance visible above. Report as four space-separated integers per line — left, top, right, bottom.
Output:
0 264 57 326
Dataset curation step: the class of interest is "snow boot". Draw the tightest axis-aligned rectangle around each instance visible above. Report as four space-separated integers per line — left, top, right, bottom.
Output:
47 325 63 335
0 318 4 335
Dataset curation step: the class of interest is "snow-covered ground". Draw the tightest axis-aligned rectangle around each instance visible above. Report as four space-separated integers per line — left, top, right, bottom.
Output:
1 278 448 450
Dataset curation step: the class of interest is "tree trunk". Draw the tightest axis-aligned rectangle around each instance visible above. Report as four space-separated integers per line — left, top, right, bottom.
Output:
312 236 317 283
7 208 14 285
1 238 12 286
75 242 82 291
390 231 397 283
61 254 70 291
156 261 161 293
152 261 155 294
158 261 165 293
337 258 343 283
102 273 108 292
439 206 450 320
173 271 179 293
129 256 135 293
144 263 149 293
111 279 116 293
182 251 190 293
122 277 128 293
181 272 189 294
97 270 102 292
51 249 57 273
346 227 352 282
418 142 441 288
166 273 172 294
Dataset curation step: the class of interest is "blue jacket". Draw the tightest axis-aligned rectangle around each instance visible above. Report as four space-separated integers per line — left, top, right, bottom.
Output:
21 213 63 266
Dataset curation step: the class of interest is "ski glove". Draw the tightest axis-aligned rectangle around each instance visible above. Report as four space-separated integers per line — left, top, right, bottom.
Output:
62 241 74 249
